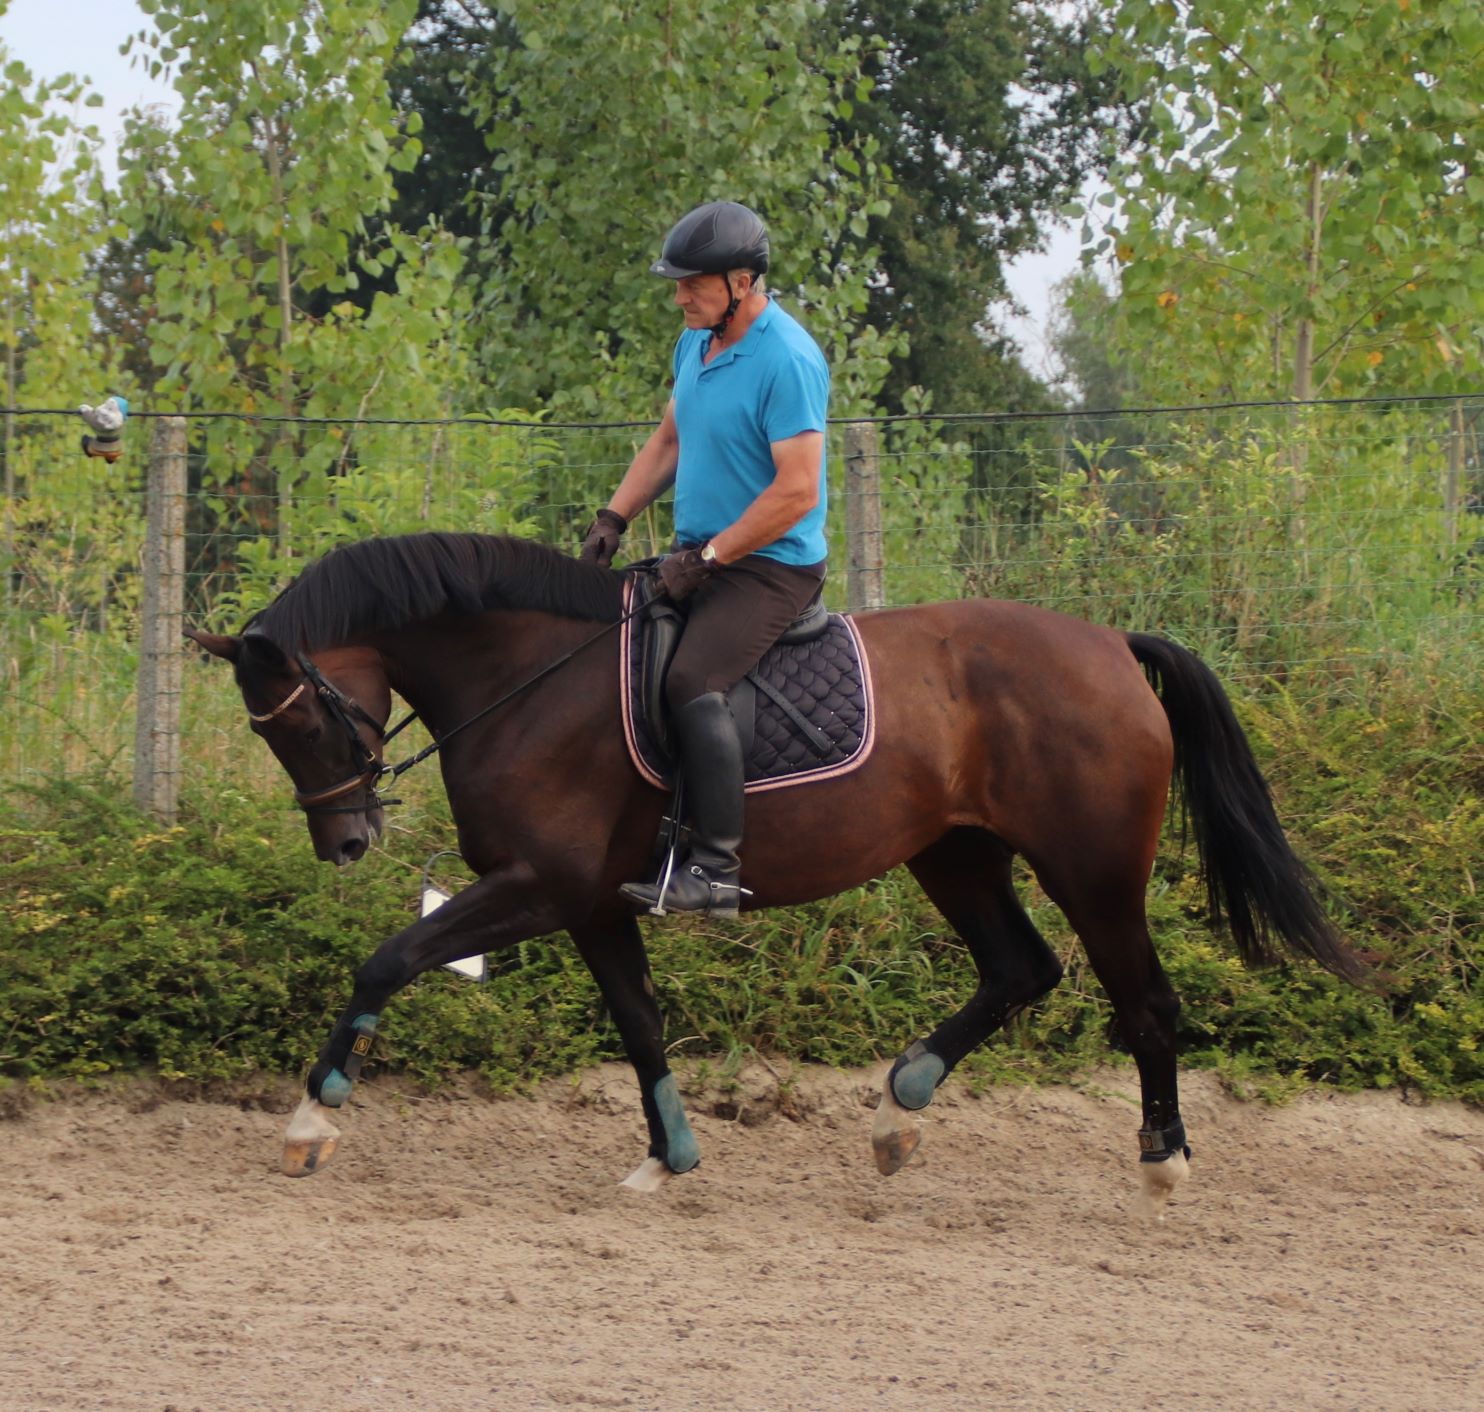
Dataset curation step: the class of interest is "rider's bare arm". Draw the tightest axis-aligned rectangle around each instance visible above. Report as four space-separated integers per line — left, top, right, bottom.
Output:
607 399 680 523
707 430 822 564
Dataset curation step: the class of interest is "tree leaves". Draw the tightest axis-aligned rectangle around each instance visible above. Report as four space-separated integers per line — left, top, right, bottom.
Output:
457 0 897 418
102 1 505 599
1096 0 1484 401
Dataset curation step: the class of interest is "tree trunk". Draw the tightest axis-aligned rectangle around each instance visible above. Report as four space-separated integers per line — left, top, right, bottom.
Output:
1291 161 1323 403
265 116 297 561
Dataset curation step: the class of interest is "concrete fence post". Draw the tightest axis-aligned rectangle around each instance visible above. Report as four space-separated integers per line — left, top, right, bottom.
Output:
1444 399 1464 549
133 416 187 823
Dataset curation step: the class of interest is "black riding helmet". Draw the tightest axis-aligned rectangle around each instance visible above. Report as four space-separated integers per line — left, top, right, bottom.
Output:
650 201 770 280
651 201 769 337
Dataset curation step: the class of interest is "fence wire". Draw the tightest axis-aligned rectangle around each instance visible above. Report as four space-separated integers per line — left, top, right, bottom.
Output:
2 396 1480 791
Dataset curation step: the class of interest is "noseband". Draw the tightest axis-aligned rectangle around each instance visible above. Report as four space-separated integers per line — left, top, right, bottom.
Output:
249 653 398 815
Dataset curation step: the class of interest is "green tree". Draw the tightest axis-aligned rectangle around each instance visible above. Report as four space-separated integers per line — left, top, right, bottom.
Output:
292 0 507 322
122 0 450 415
834 0 1135 414
382 1 505 249
118 0 497 598
1093 0 1484 401
462 0 899 419
0 47 135 626
92 109 185 393
0 62 104 412
1048 270 1137 414
332 3 1132 418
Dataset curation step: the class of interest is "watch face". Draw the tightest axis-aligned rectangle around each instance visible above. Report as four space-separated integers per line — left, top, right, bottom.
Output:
701 544 717 563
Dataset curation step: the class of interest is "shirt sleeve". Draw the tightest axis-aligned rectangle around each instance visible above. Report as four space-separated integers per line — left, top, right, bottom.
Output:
760 347 830 445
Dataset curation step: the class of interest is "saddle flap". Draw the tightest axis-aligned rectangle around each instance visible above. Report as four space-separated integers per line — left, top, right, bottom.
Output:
635 576 686 761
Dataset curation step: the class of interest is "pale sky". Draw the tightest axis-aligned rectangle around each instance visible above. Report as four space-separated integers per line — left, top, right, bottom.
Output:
0 0 1076 373
0 0 179 169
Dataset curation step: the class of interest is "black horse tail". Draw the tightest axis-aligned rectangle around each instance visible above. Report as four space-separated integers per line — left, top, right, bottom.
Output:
1126 633 1363 982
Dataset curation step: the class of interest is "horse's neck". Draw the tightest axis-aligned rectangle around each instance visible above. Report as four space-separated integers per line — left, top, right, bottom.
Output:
376 611 615 742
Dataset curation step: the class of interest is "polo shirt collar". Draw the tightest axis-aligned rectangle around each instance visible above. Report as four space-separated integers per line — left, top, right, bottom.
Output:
705 297 776 367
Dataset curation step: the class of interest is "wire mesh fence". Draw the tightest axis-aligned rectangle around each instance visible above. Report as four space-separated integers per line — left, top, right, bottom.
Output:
2 394 1480 799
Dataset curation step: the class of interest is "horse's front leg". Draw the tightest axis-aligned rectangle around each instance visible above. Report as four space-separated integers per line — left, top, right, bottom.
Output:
283 861 562 1177
571 913 700 1192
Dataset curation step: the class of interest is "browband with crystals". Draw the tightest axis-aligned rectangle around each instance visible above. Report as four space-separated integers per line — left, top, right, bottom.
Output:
248 679 307 723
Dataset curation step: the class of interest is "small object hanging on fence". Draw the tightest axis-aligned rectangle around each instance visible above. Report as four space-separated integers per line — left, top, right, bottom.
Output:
78 395 130 462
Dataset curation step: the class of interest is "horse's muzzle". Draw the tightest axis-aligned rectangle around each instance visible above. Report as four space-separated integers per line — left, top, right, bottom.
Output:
312 807 381 866
329 835 368 866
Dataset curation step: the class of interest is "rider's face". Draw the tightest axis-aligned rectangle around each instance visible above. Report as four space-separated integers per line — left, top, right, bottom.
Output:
673 272 736 328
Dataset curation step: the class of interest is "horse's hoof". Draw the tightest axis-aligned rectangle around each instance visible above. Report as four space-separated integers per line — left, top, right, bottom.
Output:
872 1122 921 1176
872 1081 923 1175
619 1156 673 1193
1132 1149 1190 1222
281 1137 337 1177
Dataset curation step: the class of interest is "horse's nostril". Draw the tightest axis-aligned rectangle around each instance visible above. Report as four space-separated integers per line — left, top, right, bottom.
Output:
341 837 367 863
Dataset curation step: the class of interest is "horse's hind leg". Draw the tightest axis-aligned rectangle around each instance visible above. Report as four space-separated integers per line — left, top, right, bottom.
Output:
875 829 1064 1175
1031 857 1190 1220
571 912 701 1192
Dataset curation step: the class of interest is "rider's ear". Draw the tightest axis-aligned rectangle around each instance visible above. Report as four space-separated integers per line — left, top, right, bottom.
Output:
184 626 240 662
239 632 292 674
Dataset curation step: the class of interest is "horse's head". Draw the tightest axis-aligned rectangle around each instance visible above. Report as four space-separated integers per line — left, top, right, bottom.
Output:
186 627 392 866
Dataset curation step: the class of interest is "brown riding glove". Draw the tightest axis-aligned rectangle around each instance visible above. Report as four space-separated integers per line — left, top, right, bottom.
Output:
655 547 722 603
578 508 628 566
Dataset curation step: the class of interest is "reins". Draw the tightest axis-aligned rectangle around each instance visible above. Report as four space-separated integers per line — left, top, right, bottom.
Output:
377 595 653 786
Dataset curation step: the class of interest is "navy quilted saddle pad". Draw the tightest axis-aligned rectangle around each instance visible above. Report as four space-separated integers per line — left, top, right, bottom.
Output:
620 578 876 794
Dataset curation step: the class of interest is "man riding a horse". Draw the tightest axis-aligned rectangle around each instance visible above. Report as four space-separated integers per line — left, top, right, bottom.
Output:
187 209 1362 1207
578 200 831 917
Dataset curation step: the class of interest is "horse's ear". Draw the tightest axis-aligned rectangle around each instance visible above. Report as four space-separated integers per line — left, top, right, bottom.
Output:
184 626 240 662
239 631 292 673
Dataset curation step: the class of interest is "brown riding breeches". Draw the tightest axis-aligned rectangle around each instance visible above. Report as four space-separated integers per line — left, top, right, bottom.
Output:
664 554 826 709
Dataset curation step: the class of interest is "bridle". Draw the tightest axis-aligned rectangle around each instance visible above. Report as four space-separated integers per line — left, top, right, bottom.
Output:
249 653 407 815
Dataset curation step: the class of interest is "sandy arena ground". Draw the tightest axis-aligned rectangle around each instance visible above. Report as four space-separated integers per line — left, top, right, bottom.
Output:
2 1064 1481 1412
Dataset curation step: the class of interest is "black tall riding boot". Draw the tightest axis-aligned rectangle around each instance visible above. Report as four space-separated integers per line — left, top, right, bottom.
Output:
620 691 748 917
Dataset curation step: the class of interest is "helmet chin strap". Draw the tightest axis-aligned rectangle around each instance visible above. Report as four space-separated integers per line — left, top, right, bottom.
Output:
708 273 742 339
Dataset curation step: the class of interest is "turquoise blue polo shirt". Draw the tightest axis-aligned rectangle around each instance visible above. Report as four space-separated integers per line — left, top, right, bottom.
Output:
671 299 830 566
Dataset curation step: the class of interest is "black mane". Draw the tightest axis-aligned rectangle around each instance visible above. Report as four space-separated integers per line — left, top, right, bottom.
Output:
250 532 625 651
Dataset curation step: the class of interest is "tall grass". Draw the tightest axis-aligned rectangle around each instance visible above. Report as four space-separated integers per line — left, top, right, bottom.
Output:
5 400 1480 784
869 401 1483 695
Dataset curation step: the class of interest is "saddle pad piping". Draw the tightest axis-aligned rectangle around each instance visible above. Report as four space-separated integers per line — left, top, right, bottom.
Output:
620 578 668 791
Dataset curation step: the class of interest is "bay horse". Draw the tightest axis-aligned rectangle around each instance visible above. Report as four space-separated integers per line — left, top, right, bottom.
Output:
187 532 1359 1217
